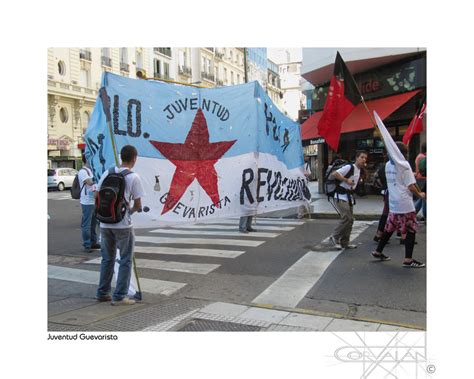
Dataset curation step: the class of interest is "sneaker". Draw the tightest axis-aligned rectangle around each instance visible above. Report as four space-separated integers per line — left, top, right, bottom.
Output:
91 243 101 250
403 259 425 268
83 247 93 253
329 236 343 249
247 227 258 232
96 295 112 302
342 244 358 249
111 297 136 306
239 229 249 234
371 251 391 261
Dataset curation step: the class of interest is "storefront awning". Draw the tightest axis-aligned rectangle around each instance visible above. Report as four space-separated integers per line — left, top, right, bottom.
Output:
301 89 420 141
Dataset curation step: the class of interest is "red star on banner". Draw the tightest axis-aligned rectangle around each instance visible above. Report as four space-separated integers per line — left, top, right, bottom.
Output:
150 108 237 215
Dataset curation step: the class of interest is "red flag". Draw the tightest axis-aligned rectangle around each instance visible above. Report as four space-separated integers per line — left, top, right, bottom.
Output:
402 102 426 145
317 52 361 151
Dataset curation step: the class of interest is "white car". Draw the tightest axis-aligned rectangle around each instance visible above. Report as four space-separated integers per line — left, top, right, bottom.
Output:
48 168 78 191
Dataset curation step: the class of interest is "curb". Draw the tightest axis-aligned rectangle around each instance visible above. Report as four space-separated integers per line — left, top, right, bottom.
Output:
309 213 380 221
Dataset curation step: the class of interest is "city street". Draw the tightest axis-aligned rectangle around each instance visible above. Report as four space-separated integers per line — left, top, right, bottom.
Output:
48 190 426 331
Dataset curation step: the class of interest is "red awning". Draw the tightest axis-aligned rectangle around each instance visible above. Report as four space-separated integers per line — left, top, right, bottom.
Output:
301 90 420 141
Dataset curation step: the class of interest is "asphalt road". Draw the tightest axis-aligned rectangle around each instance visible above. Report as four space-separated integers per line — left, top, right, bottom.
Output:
48 190 426 328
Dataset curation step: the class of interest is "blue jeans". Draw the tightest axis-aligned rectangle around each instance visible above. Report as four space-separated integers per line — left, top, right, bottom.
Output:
81 204 98 248
415 198 427 220
96 227 135 301
239 216 253 231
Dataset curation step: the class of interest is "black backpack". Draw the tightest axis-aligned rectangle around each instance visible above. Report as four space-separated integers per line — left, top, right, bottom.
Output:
324 159 354 199
70 167 91 200
95 167 132 224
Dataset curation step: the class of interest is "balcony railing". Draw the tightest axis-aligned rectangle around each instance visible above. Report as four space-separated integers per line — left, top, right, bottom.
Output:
80 50 92 61
101 56 112 67
215 51 224 60
178 65 192 76
120 62 130 72
205 47 214 52
216 79 224 86
154 47 172 57
154 72 170 80
201 71 215 82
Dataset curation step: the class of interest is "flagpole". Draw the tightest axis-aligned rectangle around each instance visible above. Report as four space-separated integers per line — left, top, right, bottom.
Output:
359 96 378 128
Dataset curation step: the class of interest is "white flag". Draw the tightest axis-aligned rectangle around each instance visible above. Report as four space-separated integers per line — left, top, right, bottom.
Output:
373 111 412 173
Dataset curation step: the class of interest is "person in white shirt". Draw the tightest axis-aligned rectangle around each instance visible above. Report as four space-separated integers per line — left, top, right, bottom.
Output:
96 145 146 305
371 142 426 268
78 154 99 253
329 151 368 249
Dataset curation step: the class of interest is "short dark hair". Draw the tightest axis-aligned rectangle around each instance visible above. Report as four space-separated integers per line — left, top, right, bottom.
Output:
120 145 138 163
81 152 87 164
356 150 368 158
396 141 408 158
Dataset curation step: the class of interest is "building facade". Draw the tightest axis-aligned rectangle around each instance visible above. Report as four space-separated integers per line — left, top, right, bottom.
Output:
268 48 305 121
266 59 283 108
47 47 151 168
300 48 427 192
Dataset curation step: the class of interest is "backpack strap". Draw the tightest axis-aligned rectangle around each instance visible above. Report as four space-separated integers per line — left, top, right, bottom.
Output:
79 167 93 196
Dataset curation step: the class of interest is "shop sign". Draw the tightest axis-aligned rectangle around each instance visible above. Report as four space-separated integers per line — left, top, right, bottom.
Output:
309 137 325 145
48 138 71 150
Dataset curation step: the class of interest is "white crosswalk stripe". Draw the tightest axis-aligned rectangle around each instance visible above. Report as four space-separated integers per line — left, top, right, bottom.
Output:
135 235 265 247
48 265 186 296
84 257 220 275
48 217 307 297
170 224 295 231
48 192 74 201
251 221 375 308
149 228 280 238
134 246 245 259
204 219 304 226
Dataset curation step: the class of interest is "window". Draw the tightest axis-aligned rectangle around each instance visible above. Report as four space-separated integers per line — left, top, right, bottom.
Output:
237 74 240 83
231 71 234 85
136 50 143 69
83 111 90 129
154 59 161 75
59 107 68 123
224 68 228 83
101 48 110 58
164 62 169 79
80 68 90 87
120 48 128 63
230 50 233 62
58 60 66 76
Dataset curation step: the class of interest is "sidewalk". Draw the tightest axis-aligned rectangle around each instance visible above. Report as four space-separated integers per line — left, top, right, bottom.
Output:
48 296 422 332
260 180 384 220
308 180 384 220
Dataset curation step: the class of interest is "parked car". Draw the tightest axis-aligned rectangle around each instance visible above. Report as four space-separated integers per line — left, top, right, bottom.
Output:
48 168 78 191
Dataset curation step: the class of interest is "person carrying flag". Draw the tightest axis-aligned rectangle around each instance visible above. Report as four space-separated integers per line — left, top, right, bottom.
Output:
371 142 426 268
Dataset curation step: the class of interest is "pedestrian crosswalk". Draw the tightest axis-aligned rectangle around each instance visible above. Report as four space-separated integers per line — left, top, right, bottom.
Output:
48 218 375 305
48 217 304 297
48 191 74 201
251 221 375 308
